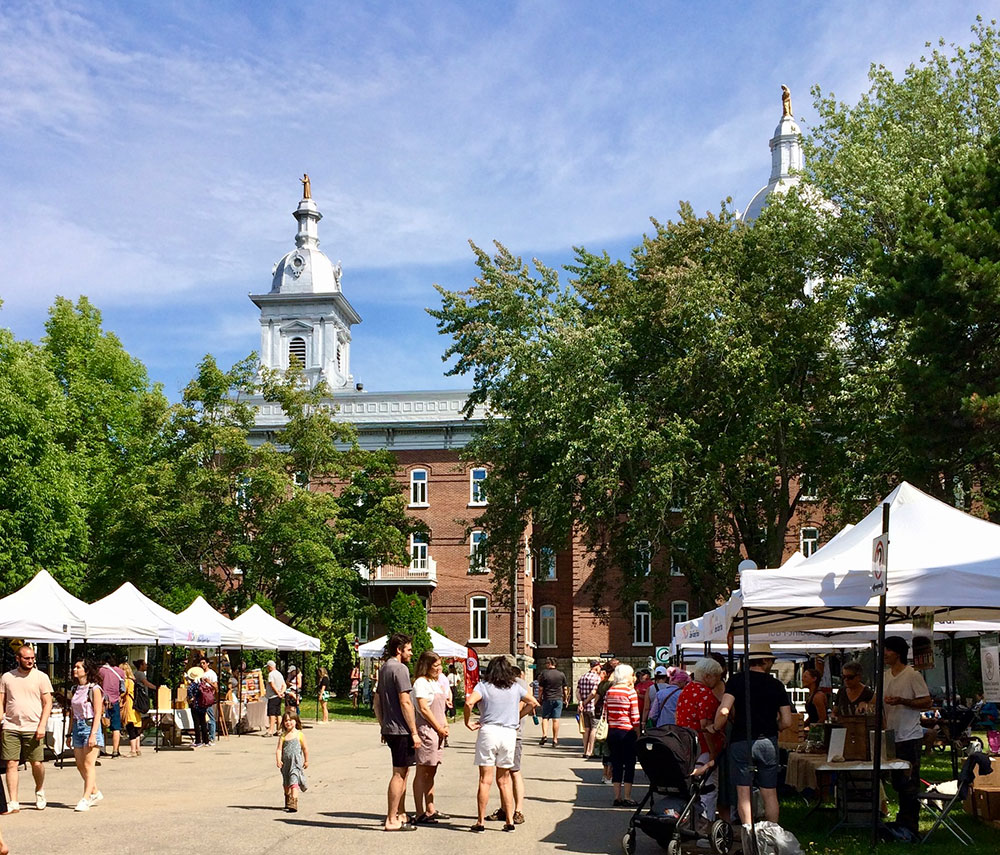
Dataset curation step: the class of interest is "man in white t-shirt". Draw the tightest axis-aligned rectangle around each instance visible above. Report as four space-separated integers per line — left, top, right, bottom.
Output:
264 661 286 737
883 636 931 834
199 657 219 744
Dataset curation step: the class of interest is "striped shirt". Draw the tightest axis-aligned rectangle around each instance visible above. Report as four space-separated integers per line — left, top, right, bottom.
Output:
604 684 640 731
577 670 600 712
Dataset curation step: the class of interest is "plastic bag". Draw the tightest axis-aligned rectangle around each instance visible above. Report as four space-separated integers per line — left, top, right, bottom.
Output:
742 821 803 855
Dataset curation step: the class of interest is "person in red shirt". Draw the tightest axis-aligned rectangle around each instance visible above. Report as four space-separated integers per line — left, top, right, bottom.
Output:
676 657 725 820
603 664 641 807
633 669 653 729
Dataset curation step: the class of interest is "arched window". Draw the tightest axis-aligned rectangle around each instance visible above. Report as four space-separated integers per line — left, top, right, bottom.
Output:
409 469 428 506
539 605 557 647
288 337 307 367
470 596 489 643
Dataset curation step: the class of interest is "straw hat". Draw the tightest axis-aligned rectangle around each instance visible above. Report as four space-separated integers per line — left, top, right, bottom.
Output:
746 643 775 658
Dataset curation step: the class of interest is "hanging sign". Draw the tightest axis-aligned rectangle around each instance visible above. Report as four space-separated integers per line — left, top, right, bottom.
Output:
871 533 889 594
982 646 1000 703
911 612 934 671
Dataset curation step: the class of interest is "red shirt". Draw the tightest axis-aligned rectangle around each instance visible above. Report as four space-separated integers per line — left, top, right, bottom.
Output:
635 678 654 707
676 680 722 755
604 685 640 730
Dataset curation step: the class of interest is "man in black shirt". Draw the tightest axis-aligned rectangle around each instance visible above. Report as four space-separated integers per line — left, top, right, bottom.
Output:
713 643 792 825
536 658 569 746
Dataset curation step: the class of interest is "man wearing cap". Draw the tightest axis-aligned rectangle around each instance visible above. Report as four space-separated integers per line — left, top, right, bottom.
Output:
264 661 286 737
883 635 931 834
643 666 670 727
537 658 569 746
577 660 602 757
713 643 792 825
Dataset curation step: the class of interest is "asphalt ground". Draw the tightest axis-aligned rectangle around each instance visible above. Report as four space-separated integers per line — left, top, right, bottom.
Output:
0 716 654 855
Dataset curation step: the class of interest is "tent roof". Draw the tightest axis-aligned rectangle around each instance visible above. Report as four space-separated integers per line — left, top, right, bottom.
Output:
0 570 89 641
739 482 1000 632
232 605 320 652
90 583 220 647
358 629 467 660
175 596 247 648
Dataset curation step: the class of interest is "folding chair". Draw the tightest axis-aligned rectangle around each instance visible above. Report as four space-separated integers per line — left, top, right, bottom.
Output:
917 751 992 845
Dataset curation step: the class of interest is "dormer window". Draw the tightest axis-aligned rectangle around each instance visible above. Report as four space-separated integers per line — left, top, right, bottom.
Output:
288 337 307 367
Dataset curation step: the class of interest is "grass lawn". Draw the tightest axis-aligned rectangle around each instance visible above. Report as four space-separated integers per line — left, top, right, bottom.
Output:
296 695 376 722
779 742 1000 853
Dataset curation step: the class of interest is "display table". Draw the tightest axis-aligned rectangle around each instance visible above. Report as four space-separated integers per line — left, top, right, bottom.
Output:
817 760 910 832
239 699 267 733
786 751 829 792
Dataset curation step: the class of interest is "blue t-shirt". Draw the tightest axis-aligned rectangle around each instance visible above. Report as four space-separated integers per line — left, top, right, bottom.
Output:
477 681 528 728
650 684 683 727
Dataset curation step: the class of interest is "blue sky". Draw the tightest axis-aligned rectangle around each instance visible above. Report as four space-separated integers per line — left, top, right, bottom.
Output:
0 1 989 398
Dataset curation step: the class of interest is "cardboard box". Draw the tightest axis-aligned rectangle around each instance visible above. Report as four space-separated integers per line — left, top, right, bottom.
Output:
972 762 1000 790
974 789 1000 822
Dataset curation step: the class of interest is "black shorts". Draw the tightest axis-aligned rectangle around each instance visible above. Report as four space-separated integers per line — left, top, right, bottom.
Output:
267 696 282 717
385 733 416 768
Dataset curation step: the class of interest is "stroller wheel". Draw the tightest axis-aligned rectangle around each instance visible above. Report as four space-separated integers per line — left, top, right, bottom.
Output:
710 819 734 855
666 839 682 855
622 831 636 855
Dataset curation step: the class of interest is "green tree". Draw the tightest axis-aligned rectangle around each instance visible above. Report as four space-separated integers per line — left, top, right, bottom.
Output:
431 191 846 613
803 17 1000 515
0 317 88 593
382 591 432 671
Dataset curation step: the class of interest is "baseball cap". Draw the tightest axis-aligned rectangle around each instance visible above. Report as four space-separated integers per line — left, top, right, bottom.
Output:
653 665 668 676
589 659 601 668
266 660 276 668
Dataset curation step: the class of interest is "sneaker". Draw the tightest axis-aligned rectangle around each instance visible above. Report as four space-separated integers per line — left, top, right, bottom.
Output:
2 801 19 814
602 776 612 785
74 798 90 812
89 791 103 805
486 808 505 821
35 790 46 810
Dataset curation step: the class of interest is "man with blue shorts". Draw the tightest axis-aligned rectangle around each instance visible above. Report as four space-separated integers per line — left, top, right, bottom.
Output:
536 658 568 747
713 643 792 826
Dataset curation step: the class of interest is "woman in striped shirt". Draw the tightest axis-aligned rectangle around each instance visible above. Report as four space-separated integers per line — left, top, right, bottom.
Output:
604 664 641 806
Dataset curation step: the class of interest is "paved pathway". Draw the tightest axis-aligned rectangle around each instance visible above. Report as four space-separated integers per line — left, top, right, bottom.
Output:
1 718 653 854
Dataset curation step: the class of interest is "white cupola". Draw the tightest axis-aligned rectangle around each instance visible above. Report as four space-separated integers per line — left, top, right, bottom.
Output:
250 176 361 390
741 85 805 223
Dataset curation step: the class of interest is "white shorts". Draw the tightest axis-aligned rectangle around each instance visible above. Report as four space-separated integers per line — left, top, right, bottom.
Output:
474 724 517 768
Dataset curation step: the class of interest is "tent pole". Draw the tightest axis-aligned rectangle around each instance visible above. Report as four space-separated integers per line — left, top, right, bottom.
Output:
742 607 758 855
59 640 71 770
947 633 958 778
870 502 890 848
155 642 161 753
216 645 221 743
238 645 244 738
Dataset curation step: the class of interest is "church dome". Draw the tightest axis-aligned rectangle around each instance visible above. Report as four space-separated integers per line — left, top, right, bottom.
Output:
741 87 805 223
269 191 343 295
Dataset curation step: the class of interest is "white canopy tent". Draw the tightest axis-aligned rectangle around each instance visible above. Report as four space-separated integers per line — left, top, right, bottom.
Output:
739 482 1000 632
0 570 89 641
90 582 221 647
232 604 321 652
176 596 253 648
358 629 468 661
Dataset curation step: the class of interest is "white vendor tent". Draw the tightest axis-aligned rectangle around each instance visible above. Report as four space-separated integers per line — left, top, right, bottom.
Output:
359 629 468 660
0 570 89 641
91 582 221 647
738 482 1000 632
176 596 250 648
232 604 321 652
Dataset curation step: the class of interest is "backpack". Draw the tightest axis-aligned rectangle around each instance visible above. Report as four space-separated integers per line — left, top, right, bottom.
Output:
133 681 150 714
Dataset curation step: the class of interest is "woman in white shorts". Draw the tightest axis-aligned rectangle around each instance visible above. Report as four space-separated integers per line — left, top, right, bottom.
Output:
464 657 539 832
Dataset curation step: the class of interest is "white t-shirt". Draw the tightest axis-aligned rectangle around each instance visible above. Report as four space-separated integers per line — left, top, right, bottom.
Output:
413 676 442 703
884 665 929 742
202 668 218 686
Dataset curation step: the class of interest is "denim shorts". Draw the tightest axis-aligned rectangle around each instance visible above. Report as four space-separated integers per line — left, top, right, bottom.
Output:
729 736 779 788
72 718 105 749
107 700 122 731
541 699 563 719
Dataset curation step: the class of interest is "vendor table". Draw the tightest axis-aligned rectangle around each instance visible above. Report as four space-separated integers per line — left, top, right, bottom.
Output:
786 751 828 793
240 699 267 733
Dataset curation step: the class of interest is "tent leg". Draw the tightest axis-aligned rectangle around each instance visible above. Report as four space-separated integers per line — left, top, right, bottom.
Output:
238 645 244 737
155 642 161 754
870 502 890 848
742 608 758 855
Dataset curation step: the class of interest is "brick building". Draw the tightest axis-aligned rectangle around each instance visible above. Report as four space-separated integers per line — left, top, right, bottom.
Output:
246 99 831 681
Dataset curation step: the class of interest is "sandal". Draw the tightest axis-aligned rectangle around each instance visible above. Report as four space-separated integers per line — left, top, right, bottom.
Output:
415 813 438 824
383 824 417 832
513 811 525 824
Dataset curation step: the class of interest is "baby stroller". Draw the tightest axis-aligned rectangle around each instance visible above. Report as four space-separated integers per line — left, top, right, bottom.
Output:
622 725 733 855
